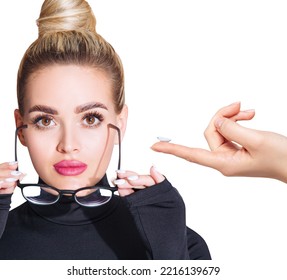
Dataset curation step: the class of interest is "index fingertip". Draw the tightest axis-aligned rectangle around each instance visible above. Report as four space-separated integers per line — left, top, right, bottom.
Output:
150 141 170 152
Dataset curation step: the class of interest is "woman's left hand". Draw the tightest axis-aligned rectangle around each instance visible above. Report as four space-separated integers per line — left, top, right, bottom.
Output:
114 166 165 196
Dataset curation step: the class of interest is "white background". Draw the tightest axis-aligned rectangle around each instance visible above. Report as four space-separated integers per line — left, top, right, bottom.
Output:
1 1 287 279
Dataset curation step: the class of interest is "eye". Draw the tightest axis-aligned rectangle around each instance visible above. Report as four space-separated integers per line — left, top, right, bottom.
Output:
39 118 53 126
32 115 56 129
84 115 99 126
82 112 103 128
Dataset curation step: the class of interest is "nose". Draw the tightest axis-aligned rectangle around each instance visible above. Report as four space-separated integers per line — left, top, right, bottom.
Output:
56 126 80 154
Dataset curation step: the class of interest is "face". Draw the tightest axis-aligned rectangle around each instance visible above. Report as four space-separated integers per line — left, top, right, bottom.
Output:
15 65 127 190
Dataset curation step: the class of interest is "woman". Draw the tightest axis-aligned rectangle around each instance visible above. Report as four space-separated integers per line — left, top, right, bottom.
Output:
0 0 210 260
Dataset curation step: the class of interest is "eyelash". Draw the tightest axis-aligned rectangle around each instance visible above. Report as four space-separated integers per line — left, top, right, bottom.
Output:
30 111 104 130
30 114 54 130
81 111 104 128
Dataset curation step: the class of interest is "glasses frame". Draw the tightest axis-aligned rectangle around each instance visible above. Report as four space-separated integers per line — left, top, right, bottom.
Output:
15 123 121 207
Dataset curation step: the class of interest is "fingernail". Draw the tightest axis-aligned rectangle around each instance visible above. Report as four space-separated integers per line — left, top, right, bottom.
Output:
5 178 18 182
157 136 171 142
20 173 27 181
114 179 126 185
11 171 22 176
152 165 158 172
243 109 255 113
8 161 18 166
229 101 240 106
116 169 126 174
128 175 139 181
215 118 224 128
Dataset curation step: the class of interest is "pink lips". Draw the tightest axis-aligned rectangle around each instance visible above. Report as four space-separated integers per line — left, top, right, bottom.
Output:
53 160 87 176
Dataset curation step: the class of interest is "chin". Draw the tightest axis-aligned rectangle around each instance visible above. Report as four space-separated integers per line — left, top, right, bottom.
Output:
41 176 84 190
39 169 103 190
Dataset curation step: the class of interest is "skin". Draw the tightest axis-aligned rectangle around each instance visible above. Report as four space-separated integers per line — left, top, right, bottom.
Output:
151 102 287 183
0 64 164 197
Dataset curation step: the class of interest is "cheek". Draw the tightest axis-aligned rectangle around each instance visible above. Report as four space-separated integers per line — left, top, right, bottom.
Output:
25 134 54 174
86 135 115 171
81 131 118 184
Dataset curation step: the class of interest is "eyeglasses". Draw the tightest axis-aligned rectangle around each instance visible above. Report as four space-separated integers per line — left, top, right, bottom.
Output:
15 123 121 207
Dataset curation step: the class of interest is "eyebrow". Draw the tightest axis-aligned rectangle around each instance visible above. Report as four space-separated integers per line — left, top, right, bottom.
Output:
75 102 108 114
28 105 58 115
28 102 108 115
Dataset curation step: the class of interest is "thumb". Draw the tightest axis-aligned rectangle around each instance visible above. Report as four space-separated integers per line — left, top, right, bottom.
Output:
150 166 165 184
215 117 258 149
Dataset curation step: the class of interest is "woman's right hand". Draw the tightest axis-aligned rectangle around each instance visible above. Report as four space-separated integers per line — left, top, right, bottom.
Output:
0 162 25 195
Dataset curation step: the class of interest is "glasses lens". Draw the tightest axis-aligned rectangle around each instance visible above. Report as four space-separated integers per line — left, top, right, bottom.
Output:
75 188 113 207
22 186 59 205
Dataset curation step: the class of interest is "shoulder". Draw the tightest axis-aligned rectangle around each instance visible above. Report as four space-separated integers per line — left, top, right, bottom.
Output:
7 202 29 220
186 227 212 260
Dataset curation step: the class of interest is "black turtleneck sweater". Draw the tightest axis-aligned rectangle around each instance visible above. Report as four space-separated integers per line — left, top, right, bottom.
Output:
0 176 211 260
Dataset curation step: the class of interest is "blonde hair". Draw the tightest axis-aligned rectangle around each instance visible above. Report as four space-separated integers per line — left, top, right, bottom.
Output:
17 0 125 115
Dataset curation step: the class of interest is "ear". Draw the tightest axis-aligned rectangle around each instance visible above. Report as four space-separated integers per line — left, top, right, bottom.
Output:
14 109 27 146
115 104 128 144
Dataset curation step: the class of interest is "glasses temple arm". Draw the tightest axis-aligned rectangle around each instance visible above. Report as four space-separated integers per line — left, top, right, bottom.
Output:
15 125 28 171
108 123 121 171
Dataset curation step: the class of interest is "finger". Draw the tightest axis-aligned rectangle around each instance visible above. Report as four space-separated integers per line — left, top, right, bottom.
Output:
0 162 22 195
216 103 254 120
151 142 220 167
0 171 26 183
150 166 165 184
116 169 156 187
0 185 16 195
117 188 134 197
230 110 255 122
205 107 255 151
215 117 261 150
0 161 18 171
213 101 242 119
115 170 137 179
113 178 145 190
0 180 17 194
127 174 156 187
204 102 242 150
19 172 27 181
0 177 17 190
0 181 17 188
7 161 18 169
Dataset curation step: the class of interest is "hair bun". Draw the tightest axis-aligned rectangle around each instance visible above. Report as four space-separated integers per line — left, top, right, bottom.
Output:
36 0 96 37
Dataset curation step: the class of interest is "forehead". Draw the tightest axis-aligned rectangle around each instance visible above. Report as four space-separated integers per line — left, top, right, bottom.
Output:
25 64 113 112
